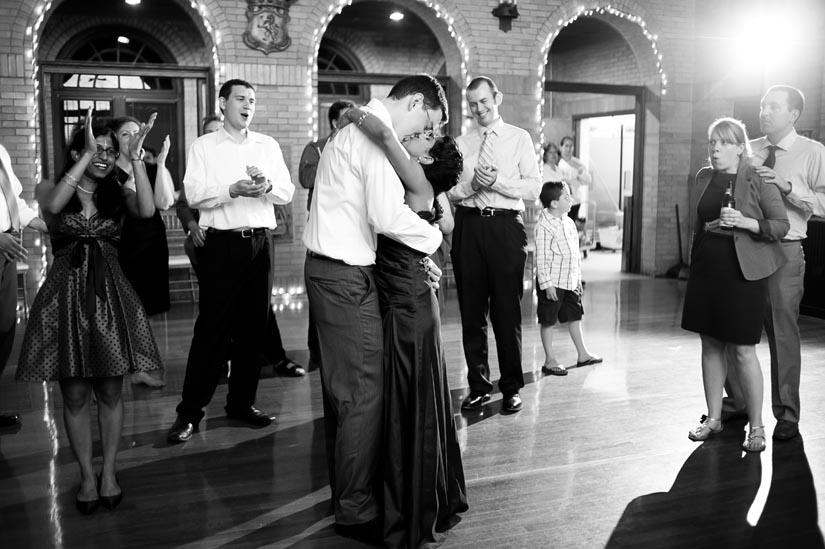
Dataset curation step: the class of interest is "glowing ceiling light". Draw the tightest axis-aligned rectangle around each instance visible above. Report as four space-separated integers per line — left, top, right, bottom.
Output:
117 36 130 44
389 11 404 21
125 0 141 5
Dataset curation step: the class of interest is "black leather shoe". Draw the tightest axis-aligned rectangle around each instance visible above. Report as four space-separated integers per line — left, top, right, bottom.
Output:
0 413 21 429
98 474 123 510
225 406 274 426
502 393 523 414
773 419 799 440
76 492 99 515
334 518 381 546
167 416 196 443
461 392 491 410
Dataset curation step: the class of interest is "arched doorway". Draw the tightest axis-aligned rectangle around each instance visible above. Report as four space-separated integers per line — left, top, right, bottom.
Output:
539 9 665 274
315 0 466 138
36 0 216 185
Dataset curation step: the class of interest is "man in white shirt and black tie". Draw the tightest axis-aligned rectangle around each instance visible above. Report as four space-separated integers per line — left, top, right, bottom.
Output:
724 85 825 441
0 144 46 429
448 76 542 414
167 79 295 443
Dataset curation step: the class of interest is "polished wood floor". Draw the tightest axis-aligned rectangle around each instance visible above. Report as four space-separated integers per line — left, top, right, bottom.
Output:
1 251 824 548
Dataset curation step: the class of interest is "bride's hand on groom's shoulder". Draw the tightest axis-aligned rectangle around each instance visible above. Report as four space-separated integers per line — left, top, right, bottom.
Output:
420 257 442 291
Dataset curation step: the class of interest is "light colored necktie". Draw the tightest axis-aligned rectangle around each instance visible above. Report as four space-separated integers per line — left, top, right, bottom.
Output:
478 129 495 170
0 161 21 231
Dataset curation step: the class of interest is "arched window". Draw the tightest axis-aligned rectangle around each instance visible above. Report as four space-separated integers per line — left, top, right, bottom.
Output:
60 31 174 90
317 41 363 97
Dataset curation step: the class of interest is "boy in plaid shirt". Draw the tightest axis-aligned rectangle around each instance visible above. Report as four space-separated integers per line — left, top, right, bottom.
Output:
535 181 602 375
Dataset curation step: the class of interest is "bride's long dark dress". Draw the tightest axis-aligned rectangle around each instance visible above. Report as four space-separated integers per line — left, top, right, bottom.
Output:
376 224 468 549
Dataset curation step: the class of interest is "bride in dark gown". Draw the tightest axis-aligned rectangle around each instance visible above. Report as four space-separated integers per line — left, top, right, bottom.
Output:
346 108 468 548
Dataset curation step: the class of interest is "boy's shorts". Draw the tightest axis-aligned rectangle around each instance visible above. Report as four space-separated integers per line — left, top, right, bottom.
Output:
536 282 584 326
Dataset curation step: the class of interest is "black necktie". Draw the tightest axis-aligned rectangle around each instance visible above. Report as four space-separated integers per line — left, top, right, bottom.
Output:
763 145 779 169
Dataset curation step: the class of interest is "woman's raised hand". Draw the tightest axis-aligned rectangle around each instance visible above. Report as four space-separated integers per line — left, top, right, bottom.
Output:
126 112 157 160
157 134 171 166
83 107 97 156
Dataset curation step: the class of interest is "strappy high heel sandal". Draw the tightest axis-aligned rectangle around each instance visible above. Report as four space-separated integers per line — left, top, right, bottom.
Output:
742 425 766 452
688 417 723 441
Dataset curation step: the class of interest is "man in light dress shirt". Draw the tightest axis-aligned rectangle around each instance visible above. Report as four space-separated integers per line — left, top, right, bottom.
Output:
303 74 445 541
167 79 295 443
0 144 46 429
448 76 542 414
724 85 825 441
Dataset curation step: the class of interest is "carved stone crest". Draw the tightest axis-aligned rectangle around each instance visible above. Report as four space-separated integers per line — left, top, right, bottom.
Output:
243 0 298 54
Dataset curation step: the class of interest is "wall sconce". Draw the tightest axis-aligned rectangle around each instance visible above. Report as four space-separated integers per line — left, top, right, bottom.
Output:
492 0 519 32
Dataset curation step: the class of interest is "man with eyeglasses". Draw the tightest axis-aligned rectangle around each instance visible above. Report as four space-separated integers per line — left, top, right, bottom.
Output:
448 76 542 414
0 143 46 430
303 74 445 543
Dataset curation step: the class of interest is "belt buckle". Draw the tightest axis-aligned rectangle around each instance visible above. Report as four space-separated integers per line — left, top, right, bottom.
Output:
241 228 254 238
480 208 494 217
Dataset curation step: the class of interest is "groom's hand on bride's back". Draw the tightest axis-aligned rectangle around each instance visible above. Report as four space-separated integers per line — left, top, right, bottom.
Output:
420 257 442 291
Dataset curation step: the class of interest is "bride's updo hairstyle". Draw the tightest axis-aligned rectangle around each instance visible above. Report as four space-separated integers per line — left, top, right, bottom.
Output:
422 135 463 196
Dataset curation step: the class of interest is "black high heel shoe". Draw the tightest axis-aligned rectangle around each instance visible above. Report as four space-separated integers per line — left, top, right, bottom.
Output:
76 477 100 515
98 474 123 510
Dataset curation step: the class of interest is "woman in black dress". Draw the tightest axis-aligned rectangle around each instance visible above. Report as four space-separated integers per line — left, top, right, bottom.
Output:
682 117 788 452
111 116 174 317
17 110 162 513
345 108 469 548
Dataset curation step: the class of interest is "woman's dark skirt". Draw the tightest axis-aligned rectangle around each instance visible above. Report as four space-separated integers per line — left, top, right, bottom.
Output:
681 232 768 345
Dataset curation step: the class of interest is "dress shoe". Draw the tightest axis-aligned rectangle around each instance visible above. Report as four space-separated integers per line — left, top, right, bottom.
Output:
502 393 523 414
0 413 21 429
461 392 491 410
773 419 799 441
98 474 123 510
76 477 100 515
334 518 381 546
167 416 196 443
720 409 748 423
225 405 274 426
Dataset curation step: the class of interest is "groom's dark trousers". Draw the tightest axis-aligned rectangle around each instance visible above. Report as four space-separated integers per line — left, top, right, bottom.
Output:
304 252 383 525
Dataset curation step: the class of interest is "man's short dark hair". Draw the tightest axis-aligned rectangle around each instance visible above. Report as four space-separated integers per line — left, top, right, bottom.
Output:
467 76 499 96
388 74 448 124
539 181 566 209
560 136 575 147
218 79 255 105
328 100 355 129
765 85 805 117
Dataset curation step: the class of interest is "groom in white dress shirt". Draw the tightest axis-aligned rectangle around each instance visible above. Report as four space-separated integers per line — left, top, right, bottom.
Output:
303 74 446 542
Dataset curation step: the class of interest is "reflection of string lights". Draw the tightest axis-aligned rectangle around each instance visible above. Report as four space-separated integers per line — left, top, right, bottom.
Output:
307 0 471 141
535 5 668 154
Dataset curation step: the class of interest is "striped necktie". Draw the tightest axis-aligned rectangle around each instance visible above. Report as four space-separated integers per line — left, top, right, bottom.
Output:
478 129 495 170
0 161 20 231
763 145 779 169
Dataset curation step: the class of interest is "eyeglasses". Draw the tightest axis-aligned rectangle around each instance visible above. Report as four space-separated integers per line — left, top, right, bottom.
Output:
421 104 443 138
94 145 118 158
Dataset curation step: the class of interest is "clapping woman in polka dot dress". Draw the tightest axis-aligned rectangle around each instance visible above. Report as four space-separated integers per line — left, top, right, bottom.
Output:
16 109 163 514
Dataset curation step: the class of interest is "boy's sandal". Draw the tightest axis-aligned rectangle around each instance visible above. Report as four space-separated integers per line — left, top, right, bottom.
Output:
541 364 568 376
688 417 723 441
742 425 766 452
275 359 306 377
576 356 603 367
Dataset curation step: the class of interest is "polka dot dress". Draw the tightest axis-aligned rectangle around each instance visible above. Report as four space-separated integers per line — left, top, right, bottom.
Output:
16 212 162 381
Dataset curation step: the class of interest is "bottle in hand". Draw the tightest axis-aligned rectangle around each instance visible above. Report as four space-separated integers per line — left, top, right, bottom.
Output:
720 182 735 230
